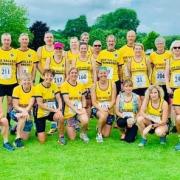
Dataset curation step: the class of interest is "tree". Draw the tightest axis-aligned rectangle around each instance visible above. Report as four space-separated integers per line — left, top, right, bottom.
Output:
93 8 140 32
63 15 90 38
29 21 49 50
0 0 30 47
143 31 159 50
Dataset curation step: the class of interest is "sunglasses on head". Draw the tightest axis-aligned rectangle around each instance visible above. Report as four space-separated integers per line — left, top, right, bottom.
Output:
94 44 101 47
173 46 180 50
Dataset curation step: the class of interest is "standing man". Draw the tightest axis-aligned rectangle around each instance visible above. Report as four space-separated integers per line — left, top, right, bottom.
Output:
0 33 19 126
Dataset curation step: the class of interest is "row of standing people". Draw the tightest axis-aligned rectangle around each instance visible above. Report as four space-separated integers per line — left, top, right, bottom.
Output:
0 31 179 151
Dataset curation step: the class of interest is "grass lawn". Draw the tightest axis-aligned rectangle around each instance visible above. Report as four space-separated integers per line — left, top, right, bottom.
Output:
0 118 180 180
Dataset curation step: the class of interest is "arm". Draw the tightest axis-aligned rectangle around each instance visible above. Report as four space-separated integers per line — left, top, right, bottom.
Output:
109 82 116 109
165 59 173 94
37 47 44 75
55 92 62 111
146 57 152 78
36 97 56 113
44 57 51 70
13 98 26 112
91 57 97 84
159 101 169 126
126 58 132 78
115 95 123 117
81 94 87 109
32 63 37 83
25 97 35 112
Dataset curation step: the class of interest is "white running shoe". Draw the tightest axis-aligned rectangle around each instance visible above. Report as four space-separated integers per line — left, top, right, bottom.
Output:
96 133 103 143
80 133 89 143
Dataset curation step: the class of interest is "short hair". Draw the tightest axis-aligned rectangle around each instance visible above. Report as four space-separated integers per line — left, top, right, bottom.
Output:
170 40 180 51
123 79 133 87
106 34 116 42
44 31 53 37
127 30 136 37
20 72 31 81
18 33 29 42
68 67 78 75
134 43 144 51
1 33 11 42
79 41 88 48
93 40 102 46
155 36 165 45
43 69 55 76
80 32 89 40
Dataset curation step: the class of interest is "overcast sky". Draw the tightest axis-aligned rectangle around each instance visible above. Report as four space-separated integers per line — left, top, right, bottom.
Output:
15 0 180 35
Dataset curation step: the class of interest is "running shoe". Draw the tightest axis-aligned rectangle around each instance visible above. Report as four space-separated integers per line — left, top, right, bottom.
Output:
13 138 24 148
80 133 89 143
3 142 15 151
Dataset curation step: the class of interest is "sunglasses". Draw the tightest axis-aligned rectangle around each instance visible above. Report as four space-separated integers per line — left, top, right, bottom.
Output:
173 47 180 50
94 44 101 47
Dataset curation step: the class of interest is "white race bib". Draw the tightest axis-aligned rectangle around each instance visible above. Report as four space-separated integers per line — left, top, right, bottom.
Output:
106 67 113 79
99 101 109 109
70 100 82 114
156 70 165 83
21 66 29 74
122 112 134 118
44 101 57 116
147 114 161 124
54 74 64 86
134 74 146 87
173 73 180 87
78 70 88 84
1 65 12 79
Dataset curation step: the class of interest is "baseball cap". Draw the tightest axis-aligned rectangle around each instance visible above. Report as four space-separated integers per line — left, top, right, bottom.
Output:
54 42 64 49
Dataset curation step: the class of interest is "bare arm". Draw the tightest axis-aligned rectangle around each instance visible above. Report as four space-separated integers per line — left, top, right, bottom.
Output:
109 82 116 109
36 97 56 113
37 47 44 75
115 95 123 117
159 101 169 125
55 93 62 111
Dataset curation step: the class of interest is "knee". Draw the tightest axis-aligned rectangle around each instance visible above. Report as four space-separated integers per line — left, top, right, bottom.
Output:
155 128 166 137
37 133 46 144
1 118 9 128
136 116 144 126
175 115 180 124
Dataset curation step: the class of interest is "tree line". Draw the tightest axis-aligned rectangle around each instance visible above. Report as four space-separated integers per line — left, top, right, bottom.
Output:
0 0 180 51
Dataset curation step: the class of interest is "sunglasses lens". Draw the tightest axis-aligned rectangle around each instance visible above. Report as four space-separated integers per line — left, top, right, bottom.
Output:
94 45 101 47
173 47 180 49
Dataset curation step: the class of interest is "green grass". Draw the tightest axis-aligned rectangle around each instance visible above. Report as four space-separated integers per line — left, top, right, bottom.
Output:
0 119 180 180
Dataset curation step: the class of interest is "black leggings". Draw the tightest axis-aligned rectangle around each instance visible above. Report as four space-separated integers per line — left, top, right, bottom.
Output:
117 117 138 143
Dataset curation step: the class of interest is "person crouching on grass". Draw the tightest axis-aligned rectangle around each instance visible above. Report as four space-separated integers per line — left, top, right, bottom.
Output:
61 67 89 143
115 79 141 143
10 73 35 148
91 66 116 143
137 85 169 147
34 69 65 145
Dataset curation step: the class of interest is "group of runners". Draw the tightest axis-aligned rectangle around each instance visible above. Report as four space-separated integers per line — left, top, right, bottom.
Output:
0 30 179 151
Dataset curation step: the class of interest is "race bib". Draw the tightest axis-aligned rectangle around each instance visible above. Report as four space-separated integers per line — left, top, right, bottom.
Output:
21 66 29 74
173 73 180 87
78 70 88 84
1 65 12 79
44 101 57 116
156 70 165 83
54 74 64 86
70 100 82 114
122 112 134 118
99 101 109 109
106 67 113 79
134 74 146 87
147 114 161 124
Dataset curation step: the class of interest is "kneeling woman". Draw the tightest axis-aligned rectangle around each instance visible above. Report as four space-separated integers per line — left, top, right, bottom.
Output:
91 66 116 143
35 69 65 144
115 79 141 143
137 85 169 147
11 73 35 148
61 67 89 143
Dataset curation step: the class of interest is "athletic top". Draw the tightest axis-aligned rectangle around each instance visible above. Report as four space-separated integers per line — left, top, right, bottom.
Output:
75 56 93 89
61 81 85 119
95 80 113 114
12 85 35 107
169 57 180 88
49 55 66 89
97 49 122 82
150 50 171 85
118 45 134 81
173 88 180 106
35 82 59 118
0 48 18 85
130 57 150 89
17 48 38 74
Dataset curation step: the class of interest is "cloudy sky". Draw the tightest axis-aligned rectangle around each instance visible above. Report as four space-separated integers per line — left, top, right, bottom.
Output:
15 0 180 35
